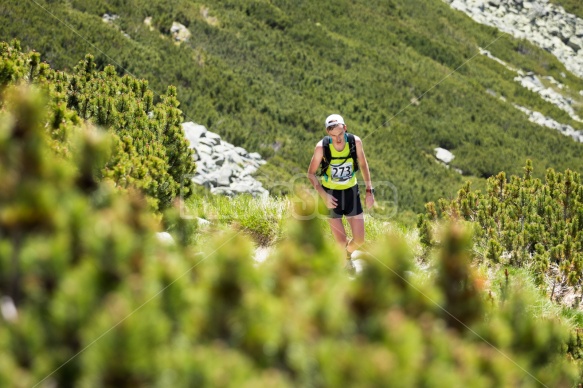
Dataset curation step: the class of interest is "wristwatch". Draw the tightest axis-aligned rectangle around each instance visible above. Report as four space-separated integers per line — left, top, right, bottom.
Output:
366 188 375 195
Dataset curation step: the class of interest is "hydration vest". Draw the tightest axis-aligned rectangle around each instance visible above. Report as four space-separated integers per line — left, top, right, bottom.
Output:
319 133 359 188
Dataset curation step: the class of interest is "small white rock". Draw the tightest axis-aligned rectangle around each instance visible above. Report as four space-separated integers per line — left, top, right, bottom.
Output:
434 147 455 164
156 232 175 245
1 296 18 322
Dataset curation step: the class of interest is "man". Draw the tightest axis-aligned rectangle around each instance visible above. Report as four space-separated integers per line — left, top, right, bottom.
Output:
307 114 375 270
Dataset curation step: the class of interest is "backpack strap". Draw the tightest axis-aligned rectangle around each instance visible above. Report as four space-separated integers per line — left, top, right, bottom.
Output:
319 136 332 177
346 133 359 173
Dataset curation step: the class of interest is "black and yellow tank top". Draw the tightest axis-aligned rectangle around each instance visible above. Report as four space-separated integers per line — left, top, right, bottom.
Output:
321 137 357 190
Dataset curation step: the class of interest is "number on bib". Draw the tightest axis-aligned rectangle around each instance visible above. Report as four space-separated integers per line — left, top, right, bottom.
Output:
331 162 353 180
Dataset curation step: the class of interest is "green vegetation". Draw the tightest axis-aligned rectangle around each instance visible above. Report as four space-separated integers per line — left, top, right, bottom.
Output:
1 87 581 385
0 41 195 210
2 0 583 215
419 160 583 376
419 160 583 303
4 1 583 384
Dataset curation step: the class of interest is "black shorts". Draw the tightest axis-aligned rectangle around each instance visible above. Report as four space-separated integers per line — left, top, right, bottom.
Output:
319 185 364 219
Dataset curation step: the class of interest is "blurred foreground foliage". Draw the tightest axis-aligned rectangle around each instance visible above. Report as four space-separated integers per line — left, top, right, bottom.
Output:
0 40 195 210
0 86 579 387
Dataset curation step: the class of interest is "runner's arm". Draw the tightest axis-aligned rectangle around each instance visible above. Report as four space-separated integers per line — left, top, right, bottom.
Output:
355 136 373 191
307 142 327 197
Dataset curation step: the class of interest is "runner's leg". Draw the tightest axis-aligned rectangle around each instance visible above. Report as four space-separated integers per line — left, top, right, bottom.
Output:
327 217 347 248
346 213 365 256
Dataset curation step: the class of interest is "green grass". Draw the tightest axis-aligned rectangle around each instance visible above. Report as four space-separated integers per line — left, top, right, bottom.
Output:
186 191 287 246
492 266 583 333
185 187 411 249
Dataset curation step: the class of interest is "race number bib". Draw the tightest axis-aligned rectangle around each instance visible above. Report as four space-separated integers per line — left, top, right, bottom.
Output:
330 161 353 181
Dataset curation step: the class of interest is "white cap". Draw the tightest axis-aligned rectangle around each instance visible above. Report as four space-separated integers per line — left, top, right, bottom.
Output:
325 114 345 128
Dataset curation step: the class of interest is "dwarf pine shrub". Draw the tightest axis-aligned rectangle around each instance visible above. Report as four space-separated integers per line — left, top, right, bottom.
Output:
420 160 583 377
420 160 583 303
0 41 196 210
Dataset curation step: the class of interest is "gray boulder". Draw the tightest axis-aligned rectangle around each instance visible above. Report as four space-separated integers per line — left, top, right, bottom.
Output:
240 165 258 177
181 121 269 197
182 122 207 143
205 132 222 145
227 151 244 165
195 143 213 155
199 137 218 147
212 154 226 166
234 146 248 156
171 22 191 42
102 13 120 23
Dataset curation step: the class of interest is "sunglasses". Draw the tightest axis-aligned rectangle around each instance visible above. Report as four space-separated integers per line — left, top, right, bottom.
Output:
326 123 343 131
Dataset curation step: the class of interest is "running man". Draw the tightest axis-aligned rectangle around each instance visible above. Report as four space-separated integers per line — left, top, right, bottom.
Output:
307 114 375 269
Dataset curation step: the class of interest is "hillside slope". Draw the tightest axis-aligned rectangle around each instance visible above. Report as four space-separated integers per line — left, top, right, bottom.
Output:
3 0 583 214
